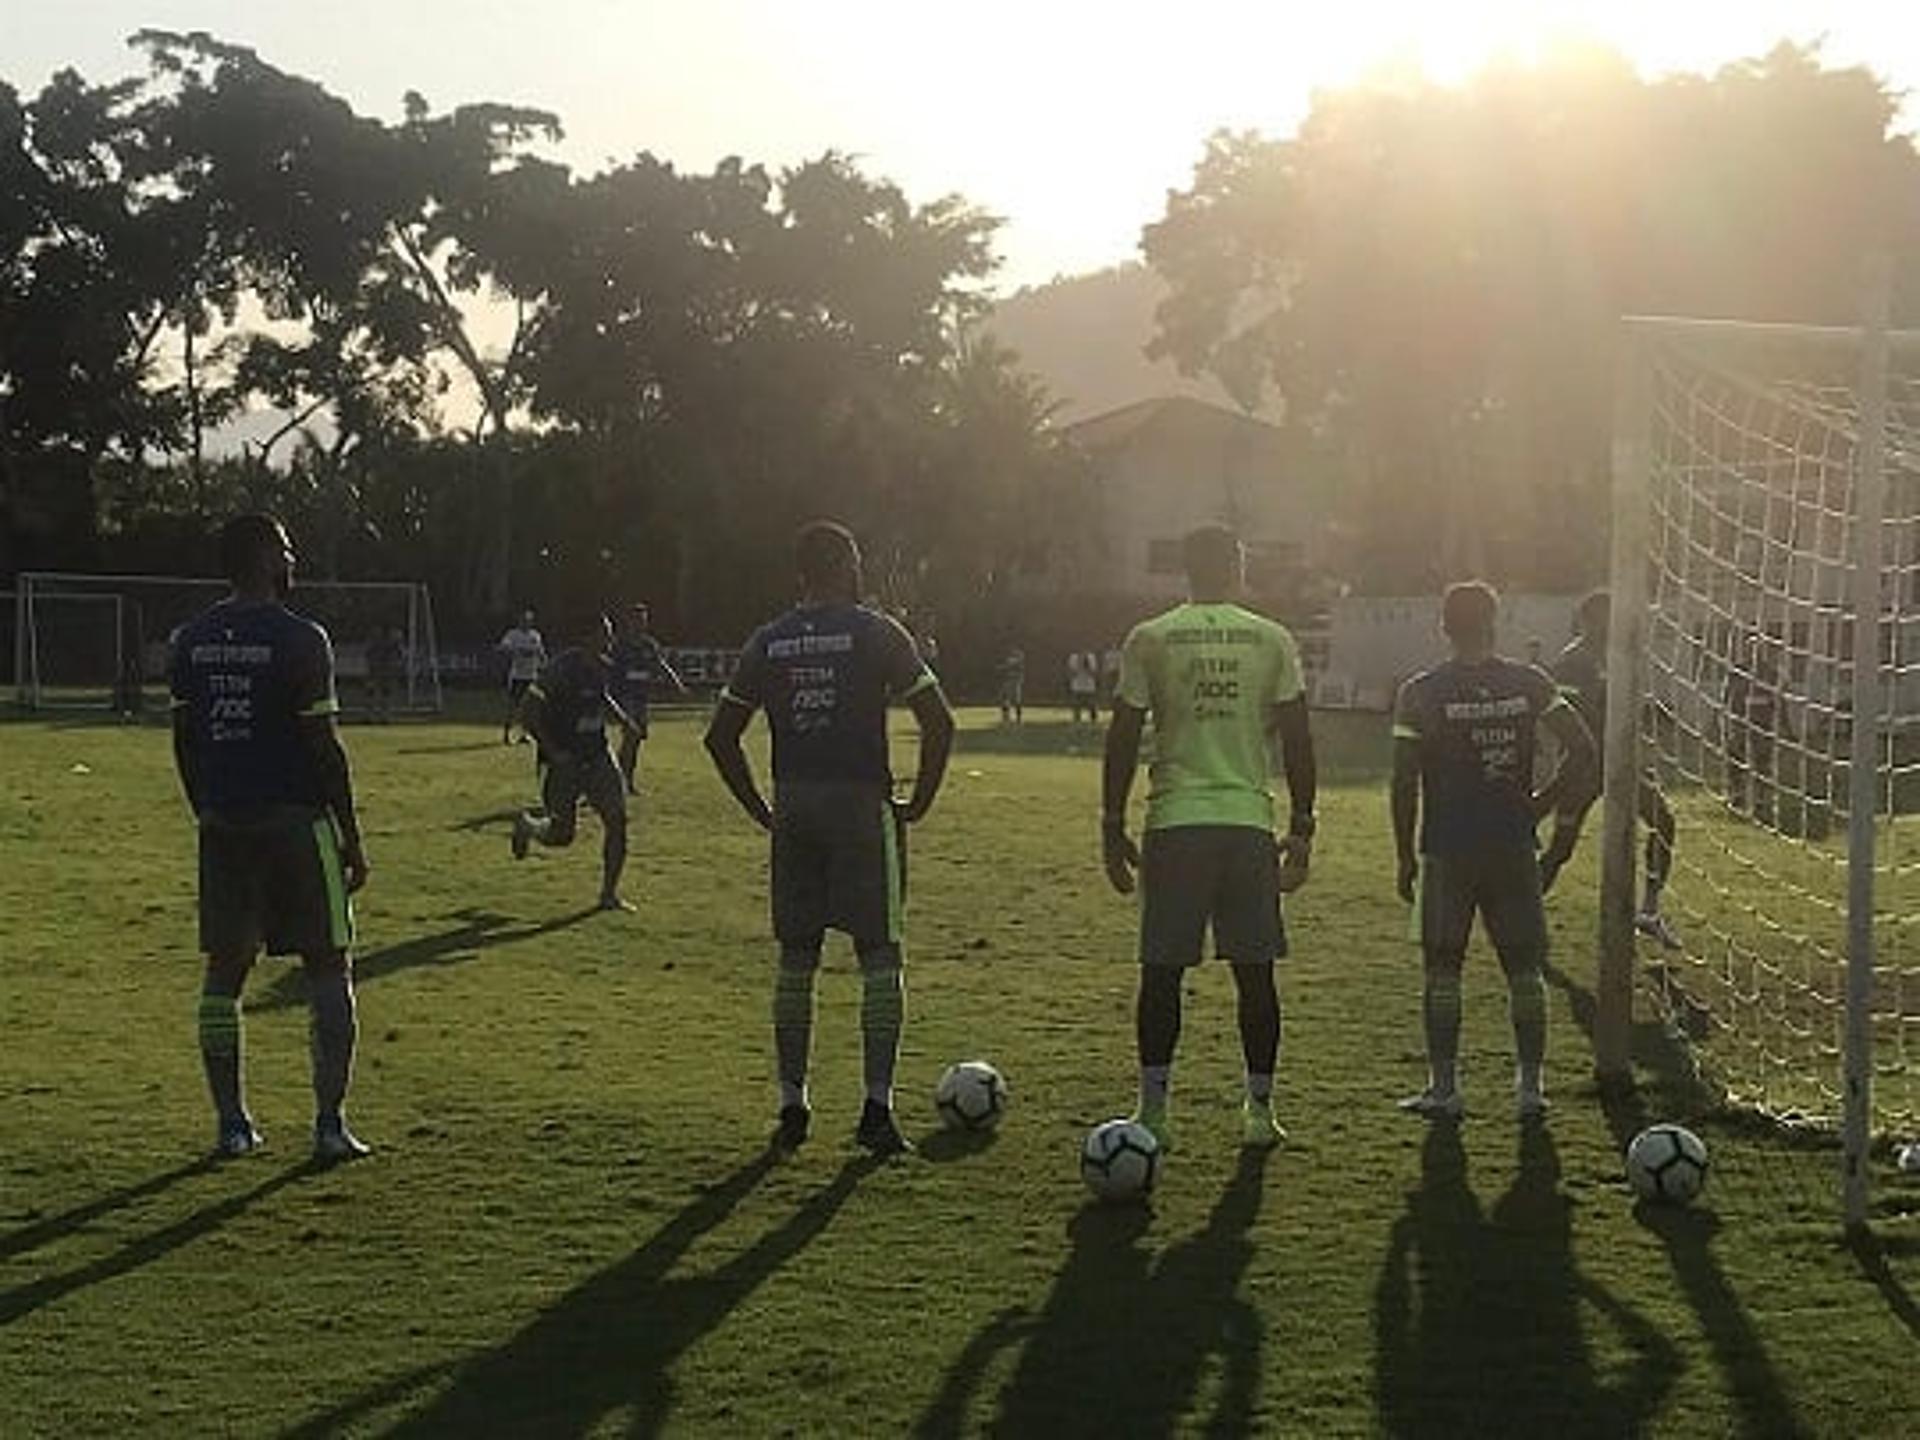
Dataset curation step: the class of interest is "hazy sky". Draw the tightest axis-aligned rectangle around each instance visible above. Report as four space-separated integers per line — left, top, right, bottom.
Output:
9 2 1916 291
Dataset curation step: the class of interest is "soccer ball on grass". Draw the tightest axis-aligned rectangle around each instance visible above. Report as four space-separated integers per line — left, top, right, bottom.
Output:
1625 1123 1709 1205
934 1061 1009 1132
1081 1118 1161 1202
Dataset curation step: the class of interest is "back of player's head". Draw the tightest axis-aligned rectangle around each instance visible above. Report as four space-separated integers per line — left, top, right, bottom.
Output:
219 512 289 587
795 520 861 596
1441 581 1499 644
1182 523 1242 593
1575 589 1610 639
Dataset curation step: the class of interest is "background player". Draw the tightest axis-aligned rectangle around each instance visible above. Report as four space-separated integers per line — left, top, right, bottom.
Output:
1391 582 1597 1121
170 513 370 1163
610 602 687 794
1537 589 1680 947
704 520 955 1157
497 608 546 744
1101 523 1317 1151
511 612 644 911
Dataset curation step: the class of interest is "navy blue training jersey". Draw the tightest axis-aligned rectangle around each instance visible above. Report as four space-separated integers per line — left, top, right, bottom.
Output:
533 648 616 760
1394 657 1564 855
170 599 337 817
724 604 935 785
609 634 663 713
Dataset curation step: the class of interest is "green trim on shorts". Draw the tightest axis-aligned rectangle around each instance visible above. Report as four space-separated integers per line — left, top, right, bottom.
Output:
299 694 341 717
1392 723 1420 740
312 817 354 951
881 802 904 945
898 670 939 700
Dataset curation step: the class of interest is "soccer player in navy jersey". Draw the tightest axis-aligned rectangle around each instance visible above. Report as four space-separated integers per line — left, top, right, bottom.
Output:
170 514 370 1163
511 612 644 911
1391 582 1597 1121
610 603 687 795
704 521 955 1156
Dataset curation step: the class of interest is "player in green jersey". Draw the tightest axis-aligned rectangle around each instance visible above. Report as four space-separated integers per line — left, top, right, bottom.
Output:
1101 524 1318 1151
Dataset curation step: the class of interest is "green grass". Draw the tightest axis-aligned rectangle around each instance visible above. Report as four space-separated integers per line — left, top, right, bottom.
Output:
0 705 1915 1437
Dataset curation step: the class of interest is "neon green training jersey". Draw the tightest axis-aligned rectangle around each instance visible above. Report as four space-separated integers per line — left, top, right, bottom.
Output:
1117 601 1305 832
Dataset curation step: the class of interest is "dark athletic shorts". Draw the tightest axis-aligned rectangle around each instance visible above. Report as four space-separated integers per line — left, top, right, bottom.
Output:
540 747 627 842
772 781 903 952
1139 825 1286 967
199 808 353 958
1415 847 1547 961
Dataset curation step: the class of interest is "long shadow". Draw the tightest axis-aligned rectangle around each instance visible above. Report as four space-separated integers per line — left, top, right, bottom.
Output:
916 1146 1271 1437
1373 1121 1679 1436
1545 962 1811 1437
952 720 1107 759
0 1162 310 1327
253 905 598 1012
1846 1230 1920 1339
289 1149 874 1437
396 741 507 757
448 806 527 833
0 1158 211 1262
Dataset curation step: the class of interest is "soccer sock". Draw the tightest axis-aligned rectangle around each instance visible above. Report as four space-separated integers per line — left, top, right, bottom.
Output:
1423 968 1463 1094
601 815 628 898
859 960 904 1108
1136 967 1183 1109
1231 964 1281 1094
1508 966 1548 1089
1140 1065 1173 1110
197 990 245 1126
773 956 817 1109
306 965 358 1123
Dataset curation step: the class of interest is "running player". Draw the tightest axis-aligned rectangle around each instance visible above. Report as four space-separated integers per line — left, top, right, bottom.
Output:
510 612 643 911
170 513 371 1163
610 603 687 794
1102 524 1317 1151
704 520 955 1157
497 609 546 744
1536 590 1680 948
1391 582 1597 1121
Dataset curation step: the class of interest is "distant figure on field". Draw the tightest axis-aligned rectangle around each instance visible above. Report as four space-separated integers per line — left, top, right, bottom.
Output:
1067 649 1100 724
366 626 404 724
999 647 1026 725
497 609 546 744
609 602 686 794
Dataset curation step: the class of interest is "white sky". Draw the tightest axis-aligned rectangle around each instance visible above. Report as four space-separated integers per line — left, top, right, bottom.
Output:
8 2 1916 291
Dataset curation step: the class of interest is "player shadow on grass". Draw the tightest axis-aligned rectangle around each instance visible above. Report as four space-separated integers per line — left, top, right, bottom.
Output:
915 1147 1270 1438
1372 1120 1679 1437
0 1157 211 1262
0 1161 312 1328
252 905 599 1012
1846 1228 1920 1339
1544 961 1813 1437
283 1149 876 1438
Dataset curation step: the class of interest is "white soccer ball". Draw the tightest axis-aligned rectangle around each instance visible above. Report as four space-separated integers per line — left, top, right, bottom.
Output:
934 1060 1009 1132
1896 1141 1920 1176
1625 1123 1710 1205
1080 1118 1161 1203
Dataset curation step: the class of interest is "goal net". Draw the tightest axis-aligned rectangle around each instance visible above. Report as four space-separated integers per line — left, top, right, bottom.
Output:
1607 316 1919 1183
12 572 444 715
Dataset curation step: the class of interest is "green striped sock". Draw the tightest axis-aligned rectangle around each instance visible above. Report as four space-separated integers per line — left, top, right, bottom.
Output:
860 965 904 1107
198 992 244 1123
1424 971 1463 1093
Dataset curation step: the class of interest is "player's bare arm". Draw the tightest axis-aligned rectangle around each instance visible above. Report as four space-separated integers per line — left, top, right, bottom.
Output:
1533 703 1599 821
703 696 773 830
1390 734 1420 903
607 691 643 740
897 685 955 823
1100 701 1146 894
171 705 203 815
1271 696 1318 890
299 715 368 892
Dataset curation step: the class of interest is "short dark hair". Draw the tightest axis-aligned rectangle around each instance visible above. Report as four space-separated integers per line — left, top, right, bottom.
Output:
1182 524 1241 589
1575 589 1610 636
219 513 286 584
795 520 859 589
1441 581 1499 640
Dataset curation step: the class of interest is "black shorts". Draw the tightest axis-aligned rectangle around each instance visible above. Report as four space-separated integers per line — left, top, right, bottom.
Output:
199 809 354 958
1139 825 1286 967
1416 847 1547 962
540 749 626 841
507 676 534 700
772 782 903 952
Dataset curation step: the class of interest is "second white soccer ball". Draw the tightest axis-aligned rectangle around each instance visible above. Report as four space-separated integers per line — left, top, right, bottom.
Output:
1625 1122 1709 1205
1080 1118 1161 1202
934 1060 1009 1132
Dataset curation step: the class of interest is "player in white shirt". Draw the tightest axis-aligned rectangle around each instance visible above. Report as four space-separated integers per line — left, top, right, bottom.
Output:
497 609 546 744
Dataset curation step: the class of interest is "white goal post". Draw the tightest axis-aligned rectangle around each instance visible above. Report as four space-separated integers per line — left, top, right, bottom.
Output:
12 572 444 715
1605 291 1920 1229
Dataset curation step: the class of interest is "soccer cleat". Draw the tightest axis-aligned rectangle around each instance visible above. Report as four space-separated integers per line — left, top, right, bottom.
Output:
511 813 532 861
597 893 637 913
313 1117 371 1165
1241 1100 1288 1149
1130 1103 1175 1154
854 1100 913 1157
1635 911 1683 950
1397 1087 1466 1121
213 1118 265 1159
1516 1087 1551 1120
773 1103 812 1152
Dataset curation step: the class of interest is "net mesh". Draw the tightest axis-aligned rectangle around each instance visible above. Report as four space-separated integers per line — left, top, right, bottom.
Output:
1638 331 1919 1140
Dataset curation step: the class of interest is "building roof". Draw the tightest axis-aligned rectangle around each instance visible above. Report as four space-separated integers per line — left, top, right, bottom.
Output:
1062 394 1285 454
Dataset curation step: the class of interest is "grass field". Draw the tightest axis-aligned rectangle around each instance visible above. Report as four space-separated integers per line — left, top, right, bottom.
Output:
1 703 1916 1437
